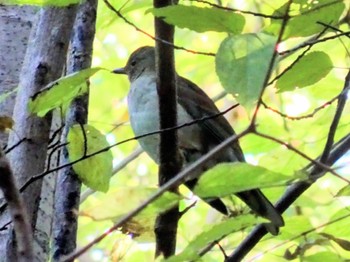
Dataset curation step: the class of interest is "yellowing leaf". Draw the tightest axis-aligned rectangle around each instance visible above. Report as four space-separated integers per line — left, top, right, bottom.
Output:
67 124 112 192
0 116 14 132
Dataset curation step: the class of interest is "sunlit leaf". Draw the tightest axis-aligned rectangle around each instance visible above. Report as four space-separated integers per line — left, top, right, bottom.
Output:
335 185 350 197
149 5 245 34
194 162 305 198
164 215 264 262
302 252 342 262
67 124 112 192
216 33 276 109
276 51 332 92
322 208 350 239
266 0 345 38
29 67 103 117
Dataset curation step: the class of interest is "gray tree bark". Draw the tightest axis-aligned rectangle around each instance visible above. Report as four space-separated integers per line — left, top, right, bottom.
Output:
52 0 98 260
0 5 78 261
0 6 38 145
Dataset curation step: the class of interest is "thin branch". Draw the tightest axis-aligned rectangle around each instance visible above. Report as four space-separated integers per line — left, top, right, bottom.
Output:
251 0 292 124
319 71 350 164
102 0 215 56
3 138 27 154
269 44 312 85
280 30 350 56
261 90 342 120
254 131 349 183
80 147 143 203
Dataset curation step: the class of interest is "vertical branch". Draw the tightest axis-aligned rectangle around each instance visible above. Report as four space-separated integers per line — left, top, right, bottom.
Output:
1 6 78 260
51 1 98 261
153 0 182 258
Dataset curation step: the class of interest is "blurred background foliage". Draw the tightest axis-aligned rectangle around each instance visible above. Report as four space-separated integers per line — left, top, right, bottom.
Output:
76 0 350 261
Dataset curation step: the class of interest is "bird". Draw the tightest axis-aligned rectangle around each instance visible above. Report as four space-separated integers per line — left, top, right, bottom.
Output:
113 46 284 235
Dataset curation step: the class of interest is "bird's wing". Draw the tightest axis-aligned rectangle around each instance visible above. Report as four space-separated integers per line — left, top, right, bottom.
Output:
177 76 245 162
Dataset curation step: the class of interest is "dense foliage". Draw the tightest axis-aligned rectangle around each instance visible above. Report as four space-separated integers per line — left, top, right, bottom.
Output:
3 0 350 261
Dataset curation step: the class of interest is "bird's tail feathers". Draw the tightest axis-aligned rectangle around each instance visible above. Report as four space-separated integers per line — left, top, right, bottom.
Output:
237 189 284 235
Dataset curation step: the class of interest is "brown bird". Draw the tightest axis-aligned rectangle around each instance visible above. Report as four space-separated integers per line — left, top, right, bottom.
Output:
113 46 284 235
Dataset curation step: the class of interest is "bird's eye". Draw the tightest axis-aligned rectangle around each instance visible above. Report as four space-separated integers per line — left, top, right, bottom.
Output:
130 60 137 66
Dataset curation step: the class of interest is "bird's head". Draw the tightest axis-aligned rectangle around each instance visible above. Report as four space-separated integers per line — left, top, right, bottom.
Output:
113 46 155 81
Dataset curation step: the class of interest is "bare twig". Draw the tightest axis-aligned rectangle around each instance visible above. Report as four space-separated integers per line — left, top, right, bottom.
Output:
261 90 343 120
280 30 350 56
254 130 349 183
251 0 292 124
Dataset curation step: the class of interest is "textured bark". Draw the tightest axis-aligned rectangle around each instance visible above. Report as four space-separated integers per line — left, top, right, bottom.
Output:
0 6 78 261
34 110 62 262
52 1 97 261
0 6 37 145
153 0 181 258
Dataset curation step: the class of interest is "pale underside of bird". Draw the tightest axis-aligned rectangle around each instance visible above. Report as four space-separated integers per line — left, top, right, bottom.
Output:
113 46 284 235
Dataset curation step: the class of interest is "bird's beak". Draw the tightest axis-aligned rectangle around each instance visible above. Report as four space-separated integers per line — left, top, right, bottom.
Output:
112 67 126 74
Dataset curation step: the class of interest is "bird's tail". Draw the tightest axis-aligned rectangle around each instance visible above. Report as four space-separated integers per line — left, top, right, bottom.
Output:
237 189 284 235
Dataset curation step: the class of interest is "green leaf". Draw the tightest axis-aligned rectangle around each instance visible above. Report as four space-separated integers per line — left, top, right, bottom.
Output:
148 5 245 34
303 252 342 262
216 33 276 109
164 215 263 262
0 0 80 6
67 124 112 192
322 209 350 239
276 51 332 92
29 67 103 117
335 185 350 197
194 162 304 198
266 0 345 38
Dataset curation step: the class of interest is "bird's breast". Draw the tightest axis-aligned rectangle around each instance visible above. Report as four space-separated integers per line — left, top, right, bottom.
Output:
127 75 202 164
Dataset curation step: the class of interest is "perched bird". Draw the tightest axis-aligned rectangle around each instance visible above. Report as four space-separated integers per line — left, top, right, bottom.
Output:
113 46 284 235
